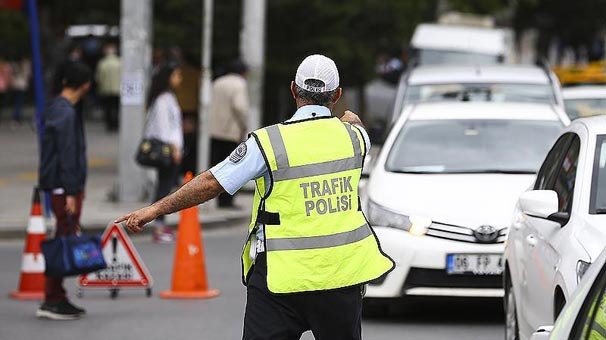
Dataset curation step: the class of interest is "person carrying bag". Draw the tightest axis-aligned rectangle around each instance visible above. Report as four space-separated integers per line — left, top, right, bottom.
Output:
136 64 184 243
37 62 92 320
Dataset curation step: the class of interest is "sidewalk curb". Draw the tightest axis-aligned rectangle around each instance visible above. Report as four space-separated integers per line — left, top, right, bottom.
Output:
0 215 249 240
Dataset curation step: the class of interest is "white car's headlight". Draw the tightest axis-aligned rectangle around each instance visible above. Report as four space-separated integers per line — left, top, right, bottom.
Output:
366 200 431 236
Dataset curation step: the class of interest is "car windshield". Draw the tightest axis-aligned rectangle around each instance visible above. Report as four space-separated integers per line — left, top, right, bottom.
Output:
564 98 606 120
592 135 606 213
386 119 563 174
417 49 500 65
404 83 556 105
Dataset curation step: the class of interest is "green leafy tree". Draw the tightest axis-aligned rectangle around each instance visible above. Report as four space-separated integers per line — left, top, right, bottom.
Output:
263 0 437 122
514 0 606 61
0 10 29 59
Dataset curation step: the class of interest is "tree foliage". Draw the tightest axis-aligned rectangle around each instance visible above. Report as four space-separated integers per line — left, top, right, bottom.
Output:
30 0 606 121
514 0 606 60
447 0 509 15
0 9 29 59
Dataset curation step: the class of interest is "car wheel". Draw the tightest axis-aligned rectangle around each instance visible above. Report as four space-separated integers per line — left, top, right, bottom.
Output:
505 275 520 340
554 289 566 320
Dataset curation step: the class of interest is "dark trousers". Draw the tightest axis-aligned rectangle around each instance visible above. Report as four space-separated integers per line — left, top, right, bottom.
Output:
243 253 363 340
211 138 238 207
45 192 84 303
154 163 178 223
12 90 25 123
100 95 119 131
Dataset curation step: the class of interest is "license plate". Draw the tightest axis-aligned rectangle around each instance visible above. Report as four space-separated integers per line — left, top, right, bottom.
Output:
446 254 503 275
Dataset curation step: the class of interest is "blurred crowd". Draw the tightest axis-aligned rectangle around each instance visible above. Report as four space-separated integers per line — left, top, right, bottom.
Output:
0 54 32 128
43 38 252 242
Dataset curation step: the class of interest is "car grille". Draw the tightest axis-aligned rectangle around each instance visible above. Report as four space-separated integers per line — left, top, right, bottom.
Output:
425 222 507 244
403 267 502 290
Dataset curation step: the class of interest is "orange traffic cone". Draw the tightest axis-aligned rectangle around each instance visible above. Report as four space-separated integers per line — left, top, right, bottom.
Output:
160 172 220 299
10 187 46 300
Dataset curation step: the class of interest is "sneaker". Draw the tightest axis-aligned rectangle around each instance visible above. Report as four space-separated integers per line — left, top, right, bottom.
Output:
36 301 81 320
63 300 86 315
159 227 175 243
152 225 164 243
153 226 175 244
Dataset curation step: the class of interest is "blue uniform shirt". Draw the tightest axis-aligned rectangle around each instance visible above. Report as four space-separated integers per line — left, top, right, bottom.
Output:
209 105 371 257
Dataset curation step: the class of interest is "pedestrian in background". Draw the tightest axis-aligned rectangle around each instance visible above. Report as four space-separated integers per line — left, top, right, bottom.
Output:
51 44 83 96
117 54 394 339
10 56 31 127
209 60 249 208
37 62 91 320
0 56 12 123
143 64 184 243
168 46 200 176
95 43 121 131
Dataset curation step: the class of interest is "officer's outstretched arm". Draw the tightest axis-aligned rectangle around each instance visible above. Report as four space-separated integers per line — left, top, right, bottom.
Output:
115 171 224 233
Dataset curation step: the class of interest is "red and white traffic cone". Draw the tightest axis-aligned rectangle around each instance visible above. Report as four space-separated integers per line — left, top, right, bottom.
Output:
9 187 46 300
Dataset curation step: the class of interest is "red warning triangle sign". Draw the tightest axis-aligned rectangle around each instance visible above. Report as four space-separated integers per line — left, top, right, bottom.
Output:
79 223 153 288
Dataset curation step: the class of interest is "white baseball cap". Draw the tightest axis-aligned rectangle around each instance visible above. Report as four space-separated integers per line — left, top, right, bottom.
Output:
295 54 340 93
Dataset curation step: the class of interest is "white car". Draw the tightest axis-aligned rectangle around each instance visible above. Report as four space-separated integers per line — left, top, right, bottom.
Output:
504 116 606 340
528 246 606 340
392 64 566 123
563 86 606 120
363 101 566 308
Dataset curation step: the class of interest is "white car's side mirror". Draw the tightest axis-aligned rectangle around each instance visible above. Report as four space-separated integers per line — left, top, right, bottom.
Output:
519 190 559 218
529 325 553 340
519 190 570 226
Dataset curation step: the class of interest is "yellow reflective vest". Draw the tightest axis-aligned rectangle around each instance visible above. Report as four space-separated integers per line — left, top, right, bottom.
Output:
241 116 394 294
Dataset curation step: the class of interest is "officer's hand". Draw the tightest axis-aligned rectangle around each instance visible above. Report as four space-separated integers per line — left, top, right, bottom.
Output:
115 205 159 233
340 110 363 126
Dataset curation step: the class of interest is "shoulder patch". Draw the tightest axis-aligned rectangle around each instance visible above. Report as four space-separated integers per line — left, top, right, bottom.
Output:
229 143 247 163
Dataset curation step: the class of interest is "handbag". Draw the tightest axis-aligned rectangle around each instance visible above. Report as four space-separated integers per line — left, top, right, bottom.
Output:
135 138 173 168
135 102 174 168
41 220 107 278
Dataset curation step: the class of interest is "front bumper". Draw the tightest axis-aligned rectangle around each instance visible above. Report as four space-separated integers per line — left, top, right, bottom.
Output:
367 226 504 298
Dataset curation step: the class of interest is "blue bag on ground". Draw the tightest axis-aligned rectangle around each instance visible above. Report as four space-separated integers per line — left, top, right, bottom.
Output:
41 234 107 278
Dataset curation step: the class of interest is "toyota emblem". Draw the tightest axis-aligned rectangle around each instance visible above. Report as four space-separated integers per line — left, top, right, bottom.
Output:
474 225 499 243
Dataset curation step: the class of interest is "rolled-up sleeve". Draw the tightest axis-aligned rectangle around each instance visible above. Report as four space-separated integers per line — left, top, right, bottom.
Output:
209 137 267 195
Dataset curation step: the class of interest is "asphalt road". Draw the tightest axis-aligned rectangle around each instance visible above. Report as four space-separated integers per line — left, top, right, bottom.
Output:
0 221 504 340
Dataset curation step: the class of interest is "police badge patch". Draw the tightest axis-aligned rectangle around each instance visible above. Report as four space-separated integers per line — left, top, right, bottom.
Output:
229 143 247 163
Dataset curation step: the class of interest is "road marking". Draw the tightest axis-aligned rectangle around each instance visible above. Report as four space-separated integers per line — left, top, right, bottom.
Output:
15 172 37 181
89 157 113 168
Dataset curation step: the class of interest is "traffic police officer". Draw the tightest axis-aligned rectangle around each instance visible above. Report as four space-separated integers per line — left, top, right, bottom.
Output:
117 54 394 340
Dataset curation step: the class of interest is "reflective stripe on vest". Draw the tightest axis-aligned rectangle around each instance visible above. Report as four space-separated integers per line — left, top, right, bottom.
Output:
266 121 363 182
273 156 362 182
266 223 372 251
266 125 290 169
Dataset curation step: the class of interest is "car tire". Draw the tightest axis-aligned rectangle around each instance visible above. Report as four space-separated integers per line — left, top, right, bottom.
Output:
554 289 566 320
505 274 520 340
